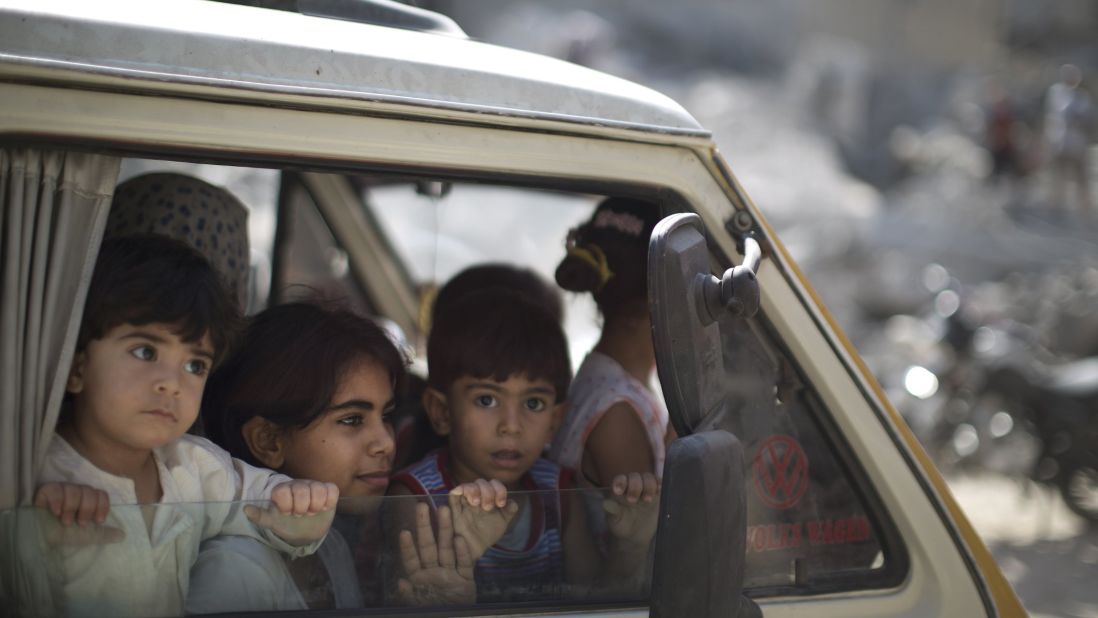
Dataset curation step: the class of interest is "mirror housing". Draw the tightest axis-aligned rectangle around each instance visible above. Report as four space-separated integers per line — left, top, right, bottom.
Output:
650 430 751 618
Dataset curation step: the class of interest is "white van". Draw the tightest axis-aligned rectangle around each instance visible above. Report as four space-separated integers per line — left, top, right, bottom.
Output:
0 0 1025 616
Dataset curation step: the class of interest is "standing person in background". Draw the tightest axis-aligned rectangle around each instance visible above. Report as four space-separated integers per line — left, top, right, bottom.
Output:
1043 63 1095 214
549 198 672 489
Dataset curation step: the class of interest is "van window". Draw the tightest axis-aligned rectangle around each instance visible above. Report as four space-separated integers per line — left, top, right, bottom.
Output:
718 316 902 593
270 173 374 315
7 157 903 615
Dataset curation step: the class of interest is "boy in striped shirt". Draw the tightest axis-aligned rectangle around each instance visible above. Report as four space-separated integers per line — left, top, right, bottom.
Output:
389 289 659 603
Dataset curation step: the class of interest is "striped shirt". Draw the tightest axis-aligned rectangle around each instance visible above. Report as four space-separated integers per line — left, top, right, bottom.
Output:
391 449 572 602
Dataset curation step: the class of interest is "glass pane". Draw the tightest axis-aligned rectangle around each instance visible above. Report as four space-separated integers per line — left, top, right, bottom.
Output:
273 178 374 315
363 182 599 368
0 488 652 616
715 315 897 593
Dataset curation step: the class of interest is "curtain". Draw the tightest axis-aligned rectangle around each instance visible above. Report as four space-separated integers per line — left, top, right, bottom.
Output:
0 148 119 510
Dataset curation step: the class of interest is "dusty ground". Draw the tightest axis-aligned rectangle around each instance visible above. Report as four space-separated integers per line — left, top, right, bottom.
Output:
948 474 1098 618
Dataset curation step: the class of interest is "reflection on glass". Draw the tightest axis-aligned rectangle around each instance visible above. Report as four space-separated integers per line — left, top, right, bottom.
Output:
717 315 892 592
0 488 652 617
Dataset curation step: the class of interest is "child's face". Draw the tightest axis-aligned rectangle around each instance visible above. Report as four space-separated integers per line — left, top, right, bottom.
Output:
276 359 396 512
67 322 213 453
434 374 564 488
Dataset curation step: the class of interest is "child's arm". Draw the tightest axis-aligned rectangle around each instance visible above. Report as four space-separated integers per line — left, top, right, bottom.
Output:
584 403 657 483
447 479 518 562
189 437 334 553
241 480 338 546
562 472 660 595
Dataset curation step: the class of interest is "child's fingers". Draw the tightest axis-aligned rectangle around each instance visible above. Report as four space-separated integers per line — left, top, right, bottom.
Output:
75 486 100 527
398 530 422 576
34 483 63 518
323 482 339 511
60 483 83 526
473 479 495 511
291 482 311 515
456 482 482 508
611 474 628 498
453 534 475 580
436 505 456 569
504 499 519 520
641 473 659 503
94 489 110 525
602 498 623 516
396 578 414 604
611 473 644 503
415 501 438 567
243 503 266 527
270 484 293 513
304 481 333 513
487 479 508 509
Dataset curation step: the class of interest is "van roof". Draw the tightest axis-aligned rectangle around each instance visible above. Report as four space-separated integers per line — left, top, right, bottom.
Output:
0 0 709 137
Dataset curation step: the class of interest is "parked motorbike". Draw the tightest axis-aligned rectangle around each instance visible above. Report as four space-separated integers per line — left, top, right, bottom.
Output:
977 346 1098 522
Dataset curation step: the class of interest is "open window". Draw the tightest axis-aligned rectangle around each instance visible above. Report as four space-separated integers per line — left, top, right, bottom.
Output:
2 147 906 617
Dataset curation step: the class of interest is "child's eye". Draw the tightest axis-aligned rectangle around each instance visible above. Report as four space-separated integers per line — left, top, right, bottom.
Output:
129 345 156 361
338 414 363 427
474 394 498 408
525 398 548 412
381 408 396 425
183 359 209 376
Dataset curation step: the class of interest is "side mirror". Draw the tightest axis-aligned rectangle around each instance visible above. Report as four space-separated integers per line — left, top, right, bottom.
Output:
648 213 763 618
650 430 754 618
648 212 760 436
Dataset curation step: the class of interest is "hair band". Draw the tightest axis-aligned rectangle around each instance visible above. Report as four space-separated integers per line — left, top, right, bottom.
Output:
568 244 614 291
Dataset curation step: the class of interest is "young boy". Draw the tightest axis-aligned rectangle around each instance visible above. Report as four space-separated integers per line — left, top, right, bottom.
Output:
389 289 659 603
31 236 338 617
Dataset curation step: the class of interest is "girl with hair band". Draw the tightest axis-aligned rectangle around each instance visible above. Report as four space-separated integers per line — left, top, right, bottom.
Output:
188 301 476 612
548 198 674 494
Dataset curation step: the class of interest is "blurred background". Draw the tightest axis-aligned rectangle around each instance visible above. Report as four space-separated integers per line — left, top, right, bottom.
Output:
423 1 1098 616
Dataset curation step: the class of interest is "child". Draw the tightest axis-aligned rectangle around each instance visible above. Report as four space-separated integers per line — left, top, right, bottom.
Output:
388 289 659 603
32 236 337 618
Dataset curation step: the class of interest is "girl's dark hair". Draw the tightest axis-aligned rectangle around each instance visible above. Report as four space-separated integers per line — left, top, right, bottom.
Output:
77 235 241 363
201 302 408 465
555 197 661 319
427 289 571 402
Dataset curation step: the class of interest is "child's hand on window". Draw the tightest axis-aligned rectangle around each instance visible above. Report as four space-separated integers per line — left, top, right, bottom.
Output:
603 472 660 547
34 482 109 527
244 480 338 545
33 482 125 546
448 479 518 561
396 502 476 605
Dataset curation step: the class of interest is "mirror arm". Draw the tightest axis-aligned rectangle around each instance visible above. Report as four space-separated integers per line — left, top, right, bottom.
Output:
697 235 761 324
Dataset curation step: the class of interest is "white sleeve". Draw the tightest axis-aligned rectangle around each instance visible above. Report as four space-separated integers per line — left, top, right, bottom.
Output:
182 435 323 557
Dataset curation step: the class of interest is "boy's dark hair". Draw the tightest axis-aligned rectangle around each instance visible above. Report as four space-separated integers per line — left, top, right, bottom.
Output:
427 289 571 402
77 235 241 363
432 263 564 326
202 301 408 466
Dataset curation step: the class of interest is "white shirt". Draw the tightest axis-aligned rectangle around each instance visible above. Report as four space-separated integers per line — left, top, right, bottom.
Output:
30 433 320 618
548 351 669 477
